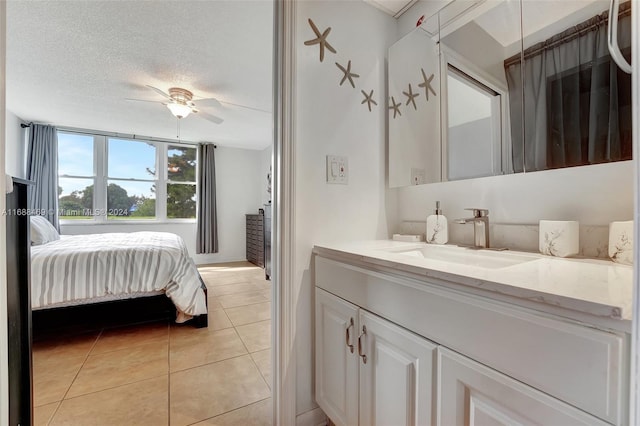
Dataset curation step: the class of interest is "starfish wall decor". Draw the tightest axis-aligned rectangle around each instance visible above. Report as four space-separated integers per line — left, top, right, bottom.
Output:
361 90 377 112
303 17 378 113
304 19 337 62
403 84 419 110
388 68 438 118
418 68 437 100
389 96 401 119
336 60 360 88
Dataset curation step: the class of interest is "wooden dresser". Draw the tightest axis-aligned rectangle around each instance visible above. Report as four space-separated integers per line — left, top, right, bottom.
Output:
246 213 265 267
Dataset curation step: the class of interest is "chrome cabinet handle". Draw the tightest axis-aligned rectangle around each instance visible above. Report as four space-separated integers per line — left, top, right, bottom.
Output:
357 325 367 364
345 317 354 354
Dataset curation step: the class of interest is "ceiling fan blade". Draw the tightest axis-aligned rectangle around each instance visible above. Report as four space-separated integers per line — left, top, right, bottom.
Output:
195 110 224 124
125 98 164 104
218 100 271 114
195 97 222 108
146 85 171 99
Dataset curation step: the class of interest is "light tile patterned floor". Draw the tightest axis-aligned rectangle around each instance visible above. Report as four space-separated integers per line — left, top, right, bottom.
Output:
32 262 272 426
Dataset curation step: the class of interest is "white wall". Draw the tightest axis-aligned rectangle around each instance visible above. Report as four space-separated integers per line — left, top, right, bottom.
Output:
294 0 396 417
5 110 25 179
395 160 634 230
208 146 263 264
62 145 265 265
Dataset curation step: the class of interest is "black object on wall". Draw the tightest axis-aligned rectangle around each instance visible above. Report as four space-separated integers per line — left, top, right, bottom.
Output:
6 178 34 426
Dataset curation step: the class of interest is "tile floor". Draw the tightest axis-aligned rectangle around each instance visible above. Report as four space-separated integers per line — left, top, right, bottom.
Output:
32 262 272 426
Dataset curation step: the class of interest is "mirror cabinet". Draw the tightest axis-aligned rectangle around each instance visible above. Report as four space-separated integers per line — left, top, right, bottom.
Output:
388 0 632 188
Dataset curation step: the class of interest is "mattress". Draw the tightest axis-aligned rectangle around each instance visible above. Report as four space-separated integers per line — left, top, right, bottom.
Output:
31 231 208 319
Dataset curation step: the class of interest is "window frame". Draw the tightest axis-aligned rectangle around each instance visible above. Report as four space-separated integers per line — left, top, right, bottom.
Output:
440 47 513 180
57 130 198 225
57 131 97 221
166 144 198 220
446 64 502 180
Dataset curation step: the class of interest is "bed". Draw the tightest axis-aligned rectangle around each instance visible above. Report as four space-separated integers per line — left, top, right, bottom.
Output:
30 227 208 326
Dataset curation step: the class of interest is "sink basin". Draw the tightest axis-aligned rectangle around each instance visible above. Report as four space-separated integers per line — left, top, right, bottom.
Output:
386 245 538 269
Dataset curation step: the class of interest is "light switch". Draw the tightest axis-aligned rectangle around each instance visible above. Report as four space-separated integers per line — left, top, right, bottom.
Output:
326 155 348 184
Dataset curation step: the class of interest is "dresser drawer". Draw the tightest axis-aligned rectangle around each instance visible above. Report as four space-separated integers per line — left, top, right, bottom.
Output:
246 213 265 268
315 256 626 424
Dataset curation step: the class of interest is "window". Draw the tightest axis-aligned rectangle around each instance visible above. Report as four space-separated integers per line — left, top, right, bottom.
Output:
58 133 94 220
108 138 157 220
546 50 632 169
167 145 197 219
57 131 197 222
446 64 502 181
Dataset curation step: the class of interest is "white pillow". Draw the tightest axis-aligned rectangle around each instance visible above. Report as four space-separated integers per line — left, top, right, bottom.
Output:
30 216 60 245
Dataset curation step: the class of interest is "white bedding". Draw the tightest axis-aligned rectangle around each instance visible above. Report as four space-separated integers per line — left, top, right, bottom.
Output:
31 232 208 319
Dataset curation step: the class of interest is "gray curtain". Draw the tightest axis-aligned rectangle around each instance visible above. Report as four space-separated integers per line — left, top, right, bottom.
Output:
196 144 218 254
504 2 632 172
26 124 59 229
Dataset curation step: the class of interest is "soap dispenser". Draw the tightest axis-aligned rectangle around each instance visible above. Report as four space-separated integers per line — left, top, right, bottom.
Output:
426 201 448 244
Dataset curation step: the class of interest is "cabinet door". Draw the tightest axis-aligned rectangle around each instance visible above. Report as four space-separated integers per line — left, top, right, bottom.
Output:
315 288 359 426
359 311 437 426
438 347 609 426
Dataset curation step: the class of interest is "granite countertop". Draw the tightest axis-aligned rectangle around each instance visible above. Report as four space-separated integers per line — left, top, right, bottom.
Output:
313 240 633 322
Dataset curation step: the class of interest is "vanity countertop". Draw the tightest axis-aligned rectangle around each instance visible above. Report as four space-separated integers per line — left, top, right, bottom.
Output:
313 240 633 323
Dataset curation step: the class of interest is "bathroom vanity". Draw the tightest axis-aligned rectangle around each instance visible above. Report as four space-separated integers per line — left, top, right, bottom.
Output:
313 241 632 425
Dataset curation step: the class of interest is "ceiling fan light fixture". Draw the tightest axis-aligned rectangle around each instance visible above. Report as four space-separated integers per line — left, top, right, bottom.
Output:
167 102 192 119
140 85 222 124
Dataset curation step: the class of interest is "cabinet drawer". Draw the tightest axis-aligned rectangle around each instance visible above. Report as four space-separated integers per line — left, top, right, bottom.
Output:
438 347 608 425
315 256 626 424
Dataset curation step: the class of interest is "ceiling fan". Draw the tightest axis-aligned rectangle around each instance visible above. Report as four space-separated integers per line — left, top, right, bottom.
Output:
128 85 225 124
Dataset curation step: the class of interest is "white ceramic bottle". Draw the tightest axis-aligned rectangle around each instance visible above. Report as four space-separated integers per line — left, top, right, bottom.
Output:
426 201 448 244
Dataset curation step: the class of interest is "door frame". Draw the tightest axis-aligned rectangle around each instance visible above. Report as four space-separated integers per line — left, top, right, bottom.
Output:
272 0 297 425
630 1 639 424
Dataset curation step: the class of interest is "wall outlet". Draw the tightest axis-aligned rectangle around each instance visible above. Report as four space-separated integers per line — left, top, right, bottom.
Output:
411 168 426 185
326 155 348 185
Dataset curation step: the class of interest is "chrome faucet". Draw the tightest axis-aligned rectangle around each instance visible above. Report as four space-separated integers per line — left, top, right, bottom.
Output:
455 208 490 248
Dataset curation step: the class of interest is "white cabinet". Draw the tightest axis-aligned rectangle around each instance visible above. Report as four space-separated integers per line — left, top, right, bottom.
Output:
314 254 626 425
315 287 359 426
438 347 609 426
358 310 437 426
316 288 436 426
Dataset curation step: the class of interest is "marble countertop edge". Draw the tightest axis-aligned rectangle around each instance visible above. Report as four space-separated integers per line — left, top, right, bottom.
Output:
312 241 633 323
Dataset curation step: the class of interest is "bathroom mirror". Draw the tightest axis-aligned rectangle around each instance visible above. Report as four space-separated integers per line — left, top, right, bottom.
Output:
388 14 441 188
516 0 632 172
388 0 522 187
438 0 523 181
388 0 633 188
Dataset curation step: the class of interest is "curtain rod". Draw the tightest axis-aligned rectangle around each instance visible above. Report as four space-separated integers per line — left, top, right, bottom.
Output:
21 122 216 148
504 1 631 68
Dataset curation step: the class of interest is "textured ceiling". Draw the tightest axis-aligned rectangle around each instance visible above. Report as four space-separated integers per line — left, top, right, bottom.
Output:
7 0 274 149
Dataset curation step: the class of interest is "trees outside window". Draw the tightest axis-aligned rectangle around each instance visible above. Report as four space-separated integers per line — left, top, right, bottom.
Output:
167 146 196 219
57 132 198 222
